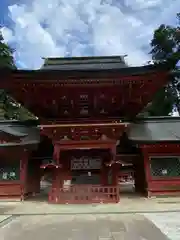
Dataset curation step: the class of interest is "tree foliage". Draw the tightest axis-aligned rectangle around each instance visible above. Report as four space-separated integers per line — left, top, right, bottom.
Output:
0 30 36 120
0 31 16 69
146 13 180 116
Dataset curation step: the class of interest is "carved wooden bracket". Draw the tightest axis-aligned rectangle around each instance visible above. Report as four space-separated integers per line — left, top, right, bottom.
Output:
39 122 127 142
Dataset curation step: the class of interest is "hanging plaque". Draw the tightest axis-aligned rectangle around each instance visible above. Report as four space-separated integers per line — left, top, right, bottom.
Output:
71 156 101 170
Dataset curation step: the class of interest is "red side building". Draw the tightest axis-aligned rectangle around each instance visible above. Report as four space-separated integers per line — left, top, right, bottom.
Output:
0 120 40 200
0 56 179 204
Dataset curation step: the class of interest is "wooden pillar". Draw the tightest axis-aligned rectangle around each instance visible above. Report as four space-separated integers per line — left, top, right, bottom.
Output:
111 146 118 186
20 148 28 201
53 142 60 164
101 151 109 185
52 143 61 202
142 146 151 197
101 164 109 185
53 143 60 188
32 160 41 196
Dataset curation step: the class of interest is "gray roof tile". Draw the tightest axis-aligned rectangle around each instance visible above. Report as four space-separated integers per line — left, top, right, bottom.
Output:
41 56 127 71
0 126 28 137
128 117 180 143
0 121 40 147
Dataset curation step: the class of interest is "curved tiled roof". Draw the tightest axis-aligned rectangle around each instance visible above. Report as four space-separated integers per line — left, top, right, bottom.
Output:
0 125 28 137
0 120 40 147
128 117 180 143
41 56 128 71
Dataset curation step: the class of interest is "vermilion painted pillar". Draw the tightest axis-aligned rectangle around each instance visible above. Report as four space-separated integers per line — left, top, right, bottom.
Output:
101 162 109 185
101 149 113 185
53 142 60 164
20 148 28 201
111 146 118 186
142 146 151 197
52 143 61 187
112 164 119 185
52 143 61 202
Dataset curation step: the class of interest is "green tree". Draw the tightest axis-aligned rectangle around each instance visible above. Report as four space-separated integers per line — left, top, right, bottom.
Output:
0 30 16 69
0 30 36 120
0 30 16 119
146 13 180 116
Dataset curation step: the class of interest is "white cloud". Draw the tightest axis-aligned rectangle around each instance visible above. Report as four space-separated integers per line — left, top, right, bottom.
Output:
124 0 162 10
2 0 180 69
1 27 14 43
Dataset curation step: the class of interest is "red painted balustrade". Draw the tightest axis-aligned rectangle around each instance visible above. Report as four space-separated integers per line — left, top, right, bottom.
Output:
48 185 119 204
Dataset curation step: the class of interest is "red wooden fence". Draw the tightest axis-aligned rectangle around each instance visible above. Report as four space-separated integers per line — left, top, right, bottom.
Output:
49 185 119 204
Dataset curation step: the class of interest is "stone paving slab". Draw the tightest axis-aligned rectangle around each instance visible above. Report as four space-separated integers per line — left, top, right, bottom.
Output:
0 215 12 223
1 196 180 215
144 212 180 240
3 199 180 215
0 206 16 215
0 214 169 240
0 199 180 239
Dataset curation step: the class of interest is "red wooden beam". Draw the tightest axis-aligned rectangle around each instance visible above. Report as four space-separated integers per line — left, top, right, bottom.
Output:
40 122 127 141
54 139 116 150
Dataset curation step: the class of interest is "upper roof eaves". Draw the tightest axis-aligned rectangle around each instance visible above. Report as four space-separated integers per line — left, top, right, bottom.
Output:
43 56 126 64
0 57 171 77
41 55 128 71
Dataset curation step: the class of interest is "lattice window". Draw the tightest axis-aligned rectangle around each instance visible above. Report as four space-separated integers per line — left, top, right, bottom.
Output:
150 156 180 178
0 159 20 181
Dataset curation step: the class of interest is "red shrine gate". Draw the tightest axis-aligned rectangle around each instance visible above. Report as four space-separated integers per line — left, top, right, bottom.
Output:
49 148 119 204
0 56 171 203
40 123 124 203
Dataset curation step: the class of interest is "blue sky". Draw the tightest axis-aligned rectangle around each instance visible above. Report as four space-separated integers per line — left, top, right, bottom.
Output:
0 0 180 69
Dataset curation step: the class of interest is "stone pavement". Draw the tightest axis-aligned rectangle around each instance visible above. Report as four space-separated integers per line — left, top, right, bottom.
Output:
0 214 169 240
1 198 180 239
144 212 180 240
1 196 180 215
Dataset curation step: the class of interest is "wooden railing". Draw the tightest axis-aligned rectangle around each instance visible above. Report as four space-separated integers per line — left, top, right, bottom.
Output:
49 185 119 204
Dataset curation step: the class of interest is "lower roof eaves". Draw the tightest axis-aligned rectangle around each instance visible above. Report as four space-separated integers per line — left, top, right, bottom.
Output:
128 116 180 143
